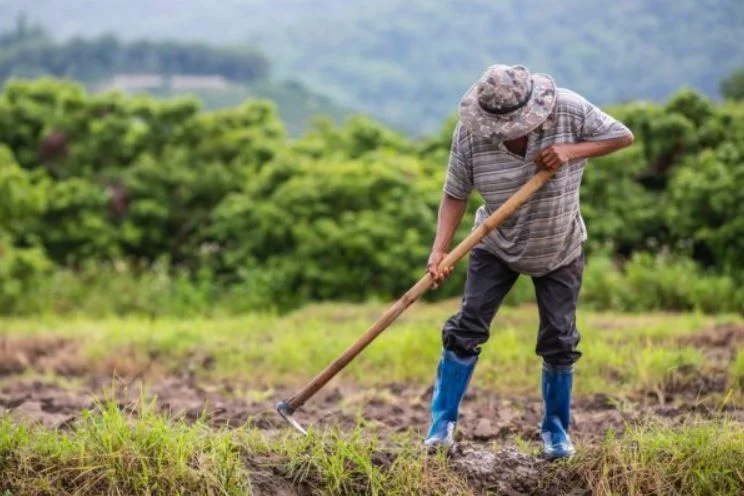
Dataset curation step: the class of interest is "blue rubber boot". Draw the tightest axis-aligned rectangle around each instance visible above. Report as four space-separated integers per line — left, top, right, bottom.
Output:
424 349 477 450
541 364 576 459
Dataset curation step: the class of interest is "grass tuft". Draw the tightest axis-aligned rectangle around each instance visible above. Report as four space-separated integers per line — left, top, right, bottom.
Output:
0 399 252 495
0 400 471 495
576 419 744 496
278 426 470 495
1 397 743 495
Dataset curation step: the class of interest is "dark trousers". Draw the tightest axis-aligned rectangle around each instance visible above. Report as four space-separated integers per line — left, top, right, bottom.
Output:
442 248 584 367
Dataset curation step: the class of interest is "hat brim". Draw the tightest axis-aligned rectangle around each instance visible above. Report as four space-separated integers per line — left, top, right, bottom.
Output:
458 73 557 140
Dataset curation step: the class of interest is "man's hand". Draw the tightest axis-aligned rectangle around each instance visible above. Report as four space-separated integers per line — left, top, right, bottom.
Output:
427 250 453 289
535 144 574 171
535 136 634 171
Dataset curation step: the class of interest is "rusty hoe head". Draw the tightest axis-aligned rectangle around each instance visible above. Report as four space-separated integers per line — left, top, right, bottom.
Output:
276 400 308 435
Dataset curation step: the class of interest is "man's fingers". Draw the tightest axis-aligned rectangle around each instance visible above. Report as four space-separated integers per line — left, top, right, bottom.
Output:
536 149 556 168
539 154 558 170
427 254 453 290
429 268 453 289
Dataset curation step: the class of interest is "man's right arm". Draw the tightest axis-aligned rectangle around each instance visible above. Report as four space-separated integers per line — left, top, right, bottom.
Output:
427 193 468 286
428 122 473 287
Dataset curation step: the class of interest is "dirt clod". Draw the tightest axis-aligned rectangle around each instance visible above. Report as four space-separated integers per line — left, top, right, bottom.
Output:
682 323 744 349
0 336 78 376
450 444 581 495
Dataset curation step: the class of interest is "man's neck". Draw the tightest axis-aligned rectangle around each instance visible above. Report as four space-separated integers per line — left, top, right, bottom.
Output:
503 135 528 157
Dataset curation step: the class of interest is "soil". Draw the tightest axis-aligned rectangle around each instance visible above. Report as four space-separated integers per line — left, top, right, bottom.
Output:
678 321 744 362
1 378 738 495
0 323 742 495
0 378 744 495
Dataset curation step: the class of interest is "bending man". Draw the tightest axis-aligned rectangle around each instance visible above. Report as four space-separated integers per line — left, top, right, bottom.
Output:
425 64 633 459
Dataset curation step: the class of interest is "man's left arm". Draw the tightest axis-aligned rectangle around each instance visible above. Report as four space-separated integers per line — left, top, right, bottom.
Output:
536 135 633 171
536 99 634 171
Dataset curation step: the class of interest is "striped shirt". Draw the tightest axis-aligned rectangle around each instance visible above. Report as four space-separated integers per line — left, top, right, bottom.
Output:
444 88 633 276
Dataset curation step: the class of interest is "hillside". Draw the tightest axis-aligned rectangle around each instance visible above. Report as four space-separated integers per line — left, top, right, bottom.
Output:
0 22 351 136
1 0 742 133
155 80 352 136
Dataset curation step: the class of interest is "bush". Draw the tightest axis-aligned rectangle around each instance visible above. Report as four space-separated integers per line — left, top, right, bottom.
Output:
0 237 53 314
581 252 742 313
721 66 744 101
666 146 744 273
1 250 739 317
208 152 447 303
0 144 48 240
1 80 744 314
2 258 277 317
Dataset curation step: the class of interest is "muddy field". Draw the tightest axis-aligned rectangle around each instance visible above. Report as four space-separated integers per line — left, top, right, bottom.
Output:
3 379 738 495
4 375 739 438
0 322 742 494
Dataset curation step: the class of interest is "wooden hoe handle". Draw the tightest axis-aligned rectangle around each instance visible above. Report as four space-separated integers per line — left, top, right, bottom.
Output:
282 169 556 413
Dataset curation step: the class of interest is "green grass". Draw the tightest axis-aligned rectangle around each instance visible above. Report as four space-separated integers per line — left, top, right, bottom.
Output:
0 302 734 397
280 428 470 495
578 420 744 495
0 398 742 495
0 399 253 495
0 398 468 495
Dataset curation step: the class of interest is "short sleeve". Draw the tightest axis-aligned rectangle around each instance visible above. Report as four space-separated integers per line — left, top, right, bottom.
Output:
443 122 474 200
580 99 634 142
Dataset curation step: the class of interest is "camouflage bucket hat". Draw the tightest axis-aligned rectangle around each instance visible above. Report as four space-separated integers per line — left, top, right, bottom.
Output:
459 64 557 140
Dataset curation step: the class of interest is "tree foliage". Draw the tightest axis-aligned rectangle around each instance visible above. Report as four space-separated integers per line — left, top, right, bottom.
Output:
0 18 270 84
0 79 742 311
721 67 744 101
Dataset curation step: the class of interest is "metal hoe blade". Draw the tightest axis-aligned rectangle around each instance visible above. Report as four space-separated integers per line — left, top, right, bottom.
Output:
276 400 308 435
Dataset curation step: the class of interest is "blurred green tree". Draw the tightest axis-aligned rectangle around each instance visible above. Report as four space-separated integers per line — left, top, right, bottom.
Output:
721 67 744 101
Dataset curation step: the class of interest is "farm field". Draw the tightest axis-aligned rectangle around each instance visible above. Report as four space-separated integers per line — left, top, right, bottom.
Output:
2 4 744 495
0 301 742 495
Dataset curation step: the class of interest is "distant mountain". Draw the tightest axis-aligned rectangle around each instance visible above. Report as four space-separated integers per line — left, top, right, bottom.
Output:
1 0 742 134
0 22 351 136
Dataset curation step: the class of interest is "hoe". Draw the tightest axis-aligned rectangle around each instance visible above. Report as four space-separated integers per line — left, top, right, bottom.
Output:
277 169 556 434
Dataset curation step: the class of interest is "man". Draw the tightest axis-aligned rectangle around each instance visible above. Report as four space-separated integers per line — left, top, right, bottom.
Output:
425 64 633 459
